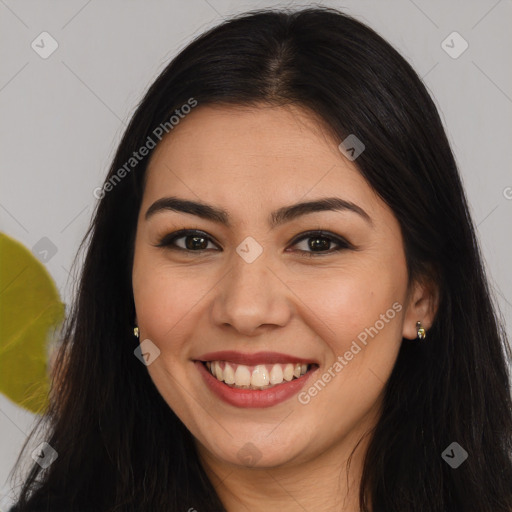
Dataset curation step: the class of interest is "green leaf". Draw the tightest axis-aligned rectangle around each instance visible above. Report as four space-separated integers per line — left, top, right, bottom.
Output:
0 232 65 414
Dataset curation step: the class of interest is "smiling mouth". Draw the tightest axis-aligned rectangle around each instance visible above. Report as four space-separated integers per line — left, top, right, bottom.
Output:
201 361 318 390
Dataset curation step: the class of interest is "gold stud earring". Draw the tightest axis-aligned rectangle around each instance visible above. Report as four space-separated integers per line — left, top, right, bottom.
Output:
416 321 426 340
133 326 139 338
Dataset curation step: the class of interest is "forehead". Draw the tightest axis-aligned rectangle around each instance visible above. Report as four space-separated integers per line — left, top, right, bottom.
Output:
142 104 381 221
149 103 339 159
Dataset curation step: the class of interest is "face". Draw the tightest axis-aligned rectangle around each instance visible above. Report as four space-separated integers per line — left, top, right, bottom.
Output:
132 104 423 470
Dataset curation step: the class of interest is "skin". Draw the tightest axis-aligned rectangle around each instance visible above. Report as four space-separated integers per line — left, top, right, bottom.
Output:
132 104 438 511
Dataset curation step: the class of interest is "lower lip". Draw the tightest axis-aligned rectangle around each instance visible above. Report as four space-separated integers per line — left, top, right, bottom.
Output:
194 361 318 408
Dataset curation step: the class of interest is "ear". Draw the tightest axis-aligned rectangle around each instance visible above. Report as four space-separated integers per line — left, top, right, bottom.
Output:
402 276 439 340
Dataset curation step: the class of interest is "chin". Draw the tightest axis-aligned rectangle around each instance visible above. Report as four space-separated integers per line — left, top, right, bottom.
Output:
198 424 316 469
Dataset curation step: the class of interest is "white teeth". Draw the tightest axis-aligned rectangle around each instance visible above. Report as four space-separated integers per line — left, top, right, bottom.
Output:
234 365 251 386
223 363 235 384
205 360 312 389
214 361 224 381
251 365 269 387
283 363 294 382
269 364 284 385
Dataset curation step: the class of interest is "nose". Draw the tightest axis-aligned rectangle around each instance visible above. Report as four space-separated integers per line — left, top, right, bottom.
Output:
210 246 292 336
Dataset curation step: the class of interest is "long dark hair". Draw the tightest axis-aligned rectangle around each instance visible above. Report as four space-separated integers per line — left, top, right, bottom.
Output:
9 6 512 511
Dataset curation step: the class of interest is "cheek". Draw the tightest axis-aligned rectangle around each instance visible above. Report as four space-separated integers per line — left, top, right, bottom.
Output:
294 259 406 351
132 253 207 349
293 265 405 439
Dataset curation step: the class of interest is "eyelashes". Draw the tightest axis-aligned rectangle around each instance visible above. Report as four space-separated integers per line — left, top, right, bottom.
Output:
154 229 354 258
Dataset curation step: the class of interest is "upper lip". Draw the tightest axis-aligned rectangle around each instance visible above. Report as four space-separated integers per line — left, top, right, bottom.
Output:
196 351 318 366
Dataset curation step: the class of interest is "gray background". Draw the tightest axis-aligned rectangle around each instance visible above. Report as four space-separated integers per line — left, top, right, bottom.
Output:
1 0 511 508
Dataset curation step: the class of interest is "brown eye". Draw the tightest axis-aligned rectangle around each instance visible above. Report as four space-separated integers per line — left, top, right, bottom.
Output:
155 230 219 252
289 231 352 257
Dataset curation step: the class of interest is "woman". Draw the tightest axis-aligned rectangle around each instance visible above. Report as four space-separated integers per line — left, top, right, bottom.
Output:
9 6 512 511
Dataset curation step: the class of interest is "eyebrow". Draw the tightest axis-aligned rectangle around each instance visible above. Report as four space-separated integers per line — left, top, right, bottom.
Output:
145 196 372 227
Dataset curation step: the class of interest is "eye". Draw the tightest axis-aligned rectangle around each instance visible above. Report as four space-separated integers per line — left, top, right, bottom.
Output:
154 229 353 257
287 230 352 258
155 229 219 253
